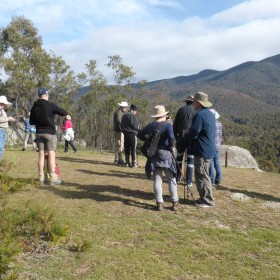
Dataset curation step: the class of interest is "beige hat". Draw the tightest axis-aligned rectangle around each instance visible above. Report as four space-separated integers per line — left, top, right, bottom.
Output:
118 101 128 107
151 105 169 118
66 115 71 120
193 92 212 108
184 94 194 102
0 96 12 106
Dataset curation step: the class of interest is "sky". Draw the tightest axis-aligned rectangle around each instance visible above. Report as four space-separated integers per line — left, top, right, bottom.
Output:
1 0 280 84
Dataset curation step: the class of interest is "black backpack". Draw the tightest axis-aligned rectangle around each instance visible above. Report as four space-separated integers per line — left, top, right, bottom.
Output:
141 122 165 159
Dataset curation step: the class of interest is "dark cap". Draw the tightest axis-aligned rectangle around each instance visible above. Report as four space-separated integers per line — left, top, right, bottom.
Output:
130 104 138 111
38 88 49 95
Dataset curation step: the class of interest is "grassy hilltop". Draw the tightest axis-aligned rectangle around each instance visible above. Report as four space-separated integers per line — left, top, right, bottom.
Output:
1 149 280 279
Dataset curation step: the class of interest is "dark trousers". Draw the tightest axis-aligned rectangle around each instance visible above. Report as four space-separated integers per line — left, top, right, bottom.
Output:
64 140 77 152
124 133 137 164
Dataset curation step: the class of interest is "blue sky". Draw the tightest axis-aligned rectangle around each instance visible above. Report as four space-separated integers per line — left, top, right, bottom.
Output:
1 0 280 83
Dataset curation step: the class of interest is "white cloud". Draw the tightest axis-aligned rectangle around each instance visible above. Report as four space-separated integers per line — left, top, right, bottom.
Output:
211 0 280 24
1 0 280 83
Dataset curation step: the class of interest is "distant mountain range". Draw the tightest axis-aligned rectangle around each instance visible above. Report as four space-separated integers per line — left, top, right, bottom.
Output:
78 54 280 119
135 54 280 119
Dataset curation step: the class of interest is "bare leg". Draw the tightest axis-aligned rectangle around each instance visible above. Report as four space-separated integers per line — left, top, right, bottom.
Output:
47 150 56 173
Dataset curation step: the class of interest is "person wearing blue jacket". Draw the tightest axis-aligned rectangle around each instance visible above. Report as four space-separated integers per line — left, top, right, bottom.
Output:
138 105 179 211
22 111 37 151
187 92 216 208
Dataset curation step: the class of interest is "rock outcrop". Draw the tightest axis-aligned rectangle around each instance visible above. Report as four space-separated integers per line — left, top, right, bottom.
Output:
220 145 260 171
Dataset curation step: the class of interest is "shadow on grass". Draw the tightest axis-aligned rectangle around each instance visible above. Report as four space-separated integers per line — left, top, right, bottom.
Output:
57 157 115 167
40 182 171 211
216 185 280 202
76 169 147 179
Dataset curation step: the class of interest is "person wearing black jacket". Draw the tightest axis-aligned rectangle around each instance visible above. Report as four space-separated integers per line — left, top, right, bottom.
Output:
121 104 140 167
30 88 67 185
173 95 196 186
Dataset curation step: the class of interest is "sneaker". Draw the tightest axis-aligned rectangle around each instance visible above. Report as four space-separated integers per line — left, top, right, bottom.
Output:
117 160 125 165
22 148 26 151
197 203 214 208
125 163 130 167
49 173 63 186
194 199 203 206
131 163 138 168
187 183 193 187
114 160 118 165
171 201 180 211
156 202 164 211
49 179 63 186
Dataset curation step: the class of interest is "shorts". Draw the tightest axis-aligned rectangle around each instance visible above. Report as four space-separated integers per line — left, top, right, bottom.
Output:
36 134 57 151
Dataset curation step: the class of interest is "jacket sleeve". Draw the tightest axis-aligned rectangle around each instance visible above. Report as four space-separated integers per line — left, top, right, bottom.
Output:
137 124 151 141
186 114 202 150
53 104 67 117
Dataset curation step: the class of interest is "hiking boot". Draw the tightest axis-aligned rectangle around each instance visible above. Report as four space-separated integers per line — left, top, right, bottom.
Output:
156 202 164 211
171 201 180 211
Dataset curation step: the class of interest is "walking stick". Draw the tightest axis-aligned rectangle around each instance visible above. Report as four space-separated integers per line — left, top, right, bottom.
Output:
173 154 195 201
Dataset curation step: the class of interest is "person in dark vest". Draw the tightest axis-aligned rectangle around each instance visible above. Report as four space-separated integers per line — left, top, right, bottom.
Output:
173 94 196 186
121 104 140 168
113 101 128 165
187 92 216 208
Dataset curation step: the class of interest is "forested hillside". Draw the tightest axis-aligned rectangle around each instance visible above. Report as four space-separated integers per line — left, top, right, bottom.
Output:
133 54 280 172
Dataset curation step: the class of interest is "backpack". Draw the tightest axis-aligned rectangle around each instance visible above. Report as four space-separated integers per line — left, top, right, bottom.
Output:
141 122 165 159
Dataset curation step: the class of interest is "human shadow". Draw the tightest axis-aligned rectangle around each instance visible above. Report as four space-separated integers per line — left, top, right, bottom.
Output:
57 156 115 167
76 169 147 180
216 185 280 202
40 182 173 211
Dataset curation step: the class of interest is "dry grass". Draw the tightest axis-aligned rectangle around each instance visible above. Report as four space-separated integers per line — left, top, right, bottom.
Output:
2 148 280 279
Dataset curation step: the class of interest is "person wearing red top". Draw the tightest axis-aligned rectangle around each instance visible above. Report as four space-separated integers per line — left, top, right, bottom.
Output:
61 115 77 153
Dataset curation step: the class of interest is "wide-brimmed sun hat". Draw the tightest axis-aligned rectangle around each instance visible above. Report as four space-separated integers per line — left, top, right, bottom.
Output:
184 94 194 102
151 105 169 118
193 92 212 108
118 101 128 107
0 96 12 106
210 109 220 119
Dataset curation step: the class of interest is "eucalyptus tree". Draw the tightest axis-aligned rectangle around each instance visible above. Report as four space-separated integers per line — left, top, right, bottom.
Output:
76 59 109 148
49 52 81 129
0 16 51 115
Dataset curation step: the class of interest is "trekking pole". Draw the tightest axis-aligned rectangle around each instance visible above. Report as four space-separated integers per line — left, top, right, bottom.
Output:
172 154 195 201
